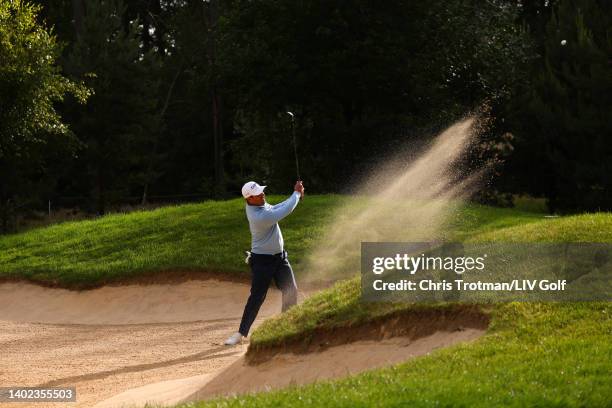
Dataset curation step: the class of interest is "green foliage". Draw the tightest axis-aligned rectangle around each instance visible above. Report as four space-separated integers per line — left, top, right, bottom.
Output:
2 0 609 227
62 0 161 213
508 0 612 212
0 0 89 231
218 0 532 190
0 0 88 148
152 0 222 197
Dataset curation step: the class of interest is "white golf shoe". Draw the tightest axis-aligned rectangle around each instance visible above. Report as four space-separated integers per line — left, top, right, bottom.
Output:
224 332 244 346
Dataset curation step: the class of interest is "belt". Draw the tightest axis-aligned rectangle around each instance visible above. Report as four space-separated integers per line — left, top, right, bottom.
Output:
251 250 286 258
248 250 287 259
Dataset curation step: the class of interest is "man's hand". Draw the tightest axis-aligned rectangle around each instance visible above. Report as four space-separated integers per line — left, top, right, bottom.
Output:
294 180 304 198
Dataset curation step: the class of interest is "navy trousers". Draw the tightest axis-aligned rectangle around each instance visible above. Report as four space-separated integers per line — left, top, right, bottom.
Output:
238 250 298 336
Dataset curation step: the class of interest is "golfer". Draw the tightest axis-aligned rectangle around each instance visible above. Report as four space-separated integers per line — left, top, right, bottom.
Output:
225 180 305 345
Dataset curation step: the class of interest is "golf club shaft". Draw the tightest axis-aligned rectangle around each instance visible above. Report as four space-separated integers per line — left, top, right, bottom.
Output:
291 118 300 180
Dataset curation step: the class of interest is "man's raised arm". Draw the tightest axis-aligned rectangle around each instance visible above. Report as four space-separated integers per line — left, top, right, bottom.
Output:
259 181 304 224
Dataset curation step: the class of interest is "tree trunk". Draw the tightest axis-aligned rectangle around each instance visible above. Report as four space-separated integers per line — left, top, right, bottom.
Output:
212 88 224 197
206 0 225 197
142 67 182 205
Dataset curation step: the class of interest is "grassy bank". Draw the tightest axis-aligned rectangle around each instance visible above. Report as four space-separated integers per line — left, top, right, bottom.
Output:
179 212 612 407
187 301 611 407
250 213 612 350
0 195 540 288
0 195 339 287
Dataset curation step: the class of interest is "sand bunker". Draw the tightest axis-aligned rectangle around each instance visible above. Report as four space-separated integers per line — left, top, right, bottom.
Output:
0 279 270 324
191 328 484 400
94 329 484 408
0 280 280 408
93 374 215 408
1 280 486 408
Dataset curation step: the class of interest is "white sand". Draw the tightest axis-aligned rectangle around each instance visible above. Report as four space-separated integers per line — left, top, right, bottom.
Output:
0 280 279 408
0 280 484 408
0 279 270 324
95 329 484 408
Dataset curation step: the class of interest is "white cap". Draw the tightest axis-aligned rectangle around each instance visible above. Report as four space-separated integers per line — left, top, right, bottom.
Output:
241 181 266 198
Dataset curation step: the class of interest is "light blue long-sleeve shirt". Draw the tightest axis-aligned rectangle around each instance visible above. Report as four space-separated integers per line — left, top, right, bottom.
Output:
246 191 301 255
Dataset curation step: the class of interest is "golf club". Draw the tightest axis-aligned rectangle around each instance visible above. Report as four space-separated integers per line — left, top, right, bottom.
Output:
287 111 300 181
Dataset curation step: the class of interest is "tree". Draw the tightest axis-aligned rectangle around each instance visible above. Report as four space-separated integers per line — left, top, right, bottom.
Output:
63 0 160 214
215 0 531 191
508 0 612 211
0 0 88 232
207 0 225 197
146 0 231 199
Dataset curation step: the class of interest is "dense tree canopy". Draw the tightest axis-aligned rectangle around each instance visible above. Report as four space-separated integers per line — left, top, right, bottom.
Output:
0 0 88 230
215 0 532 190
60 0 160 213
505 0 612 211
0 0 609 231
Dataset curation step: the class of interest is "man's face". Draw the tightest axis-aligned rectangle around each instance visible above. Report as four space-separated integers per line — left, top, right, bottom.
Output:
246 192 265 206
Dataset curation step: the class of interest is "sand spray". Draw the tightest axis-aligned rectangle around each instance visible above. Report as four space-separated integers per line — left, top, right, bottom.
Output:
301 117 484 284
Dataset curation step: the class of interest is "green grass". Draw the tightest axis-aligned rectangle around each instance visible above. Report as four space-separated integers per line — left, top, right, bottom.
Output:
512 194 549 213
180 212 612 407
182 302 611 408
0 195 541 288
0 195 342 287
250 211 612 349
468 213 612 243
250 241 611 352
